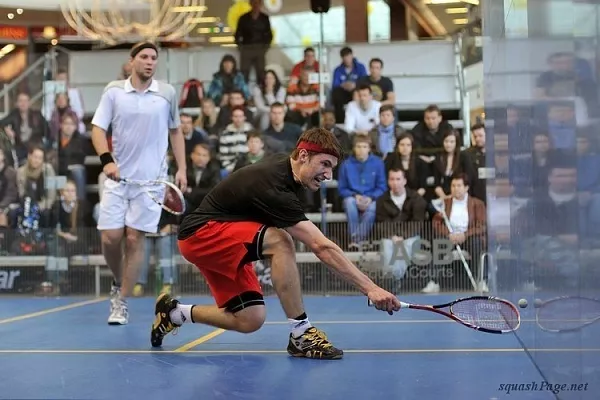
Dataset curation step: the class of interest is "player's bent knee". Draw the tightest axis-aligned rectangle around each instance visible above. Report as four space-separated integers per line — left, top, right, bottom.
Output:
223 291 266 333
234 307 266 333
262 227 295 256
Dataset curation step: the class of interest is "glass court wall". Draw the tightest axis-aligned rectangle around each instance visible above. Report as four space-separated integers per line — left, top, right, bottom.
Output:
483 0 600 396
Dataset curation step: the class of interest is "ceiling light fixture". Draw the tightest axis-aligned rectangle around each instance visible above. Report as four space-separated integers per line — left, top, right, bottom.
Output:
208 36 235 43
452 18 469 24
59 0 207 45
445 7 469 14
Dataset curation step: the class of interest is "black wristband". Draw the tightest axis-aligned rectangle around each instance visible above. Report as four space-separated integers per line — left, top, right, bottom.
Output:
100 152 115 168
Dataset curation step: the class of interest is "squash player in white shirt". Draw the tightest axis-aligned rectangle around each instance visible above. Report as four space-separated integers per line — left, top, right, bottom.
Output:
90 42 188 325
344 83 381 135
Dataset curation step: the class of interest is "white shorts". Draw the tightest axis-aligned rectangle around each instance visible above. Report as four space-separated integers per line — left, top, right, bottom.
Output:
97 180 164 233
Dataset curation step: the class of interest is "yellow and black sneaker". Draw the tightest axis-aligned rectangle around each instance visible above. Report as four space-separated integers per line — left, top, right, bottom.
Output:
151 293 180 347
287 327 344 360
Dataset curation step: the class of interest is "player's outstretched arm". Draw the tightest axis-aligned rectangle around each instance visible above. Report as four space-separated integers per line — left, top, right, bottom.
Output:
285 221 401 313
286 220 377 295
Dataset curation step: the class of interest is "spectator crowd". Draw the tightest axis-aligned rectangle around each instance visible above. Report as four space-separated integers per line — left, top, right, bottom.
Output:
0 35 595 295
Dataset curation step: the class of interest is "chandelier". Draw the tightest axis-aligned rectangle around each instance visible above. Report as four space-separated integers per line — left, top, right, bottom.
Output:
59 0 207 45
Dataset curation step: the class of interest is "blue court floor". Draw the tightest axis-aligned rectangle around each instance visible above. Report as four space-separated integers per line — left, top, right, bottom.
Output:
0 294 598 400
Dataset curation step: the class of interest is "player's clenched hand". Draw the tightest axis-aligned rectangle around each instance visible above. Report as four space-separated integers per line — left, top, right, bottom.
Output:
175 169 187 192
368 287 401 315
103 162 120 181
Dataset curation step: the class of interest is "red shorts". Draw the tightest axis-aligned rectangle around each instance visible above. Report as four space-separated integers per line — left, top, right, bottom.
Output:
178 221 267 309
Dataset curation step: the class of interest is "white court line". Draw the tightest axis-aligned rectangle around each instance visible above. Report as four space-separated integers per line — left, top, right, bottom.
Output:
0 348 598 355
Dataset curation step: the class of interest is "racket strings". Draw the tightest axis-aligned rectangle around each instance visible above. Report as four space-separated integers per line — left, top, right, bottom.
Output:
451 299 519 331
537 297 600 331
163 184 185 213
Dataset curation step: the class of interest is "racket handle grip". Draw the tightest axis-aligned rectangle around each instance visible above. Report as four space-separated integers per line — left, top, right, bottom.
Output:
367 299 408 308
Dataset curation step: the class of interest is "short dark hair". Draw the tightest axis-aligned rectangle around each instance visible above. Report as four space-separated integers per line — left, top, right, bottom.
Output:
356 83 371 93
379 104 396 115
340 47 352 57
369 58 383 68
388 168 406 179
451 173 470 187
424 104 441 115
247 131 263 141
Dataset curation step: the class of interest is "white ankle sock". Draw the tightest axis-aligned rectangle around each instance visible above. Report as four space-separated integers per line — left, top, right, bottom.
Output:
169 304 193 325
289 318 312 338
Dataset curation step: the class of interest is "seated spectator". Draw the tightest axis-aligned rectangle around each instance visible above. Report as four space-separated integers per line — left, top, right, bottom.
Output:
0 126 19 169
49 93 80 144
367 104 404 158
119 62 132 79
411 104 454 163
263 102 302 153
376 168 428 279
17 146 56 228
534 52 597 113
344 84 380 136
463 123 486 202
358 58 395 107
216 89 254 129
503 104 536 154
486 176 526 246
207 54 250 108
433 130 474 200
53 179 87 255
134 207 179 297
184 143 221 210
331 47 368 123
289 47 320 86
338 135 387 248
544 100 577 150
44 69 85 134
575 134 600 236
218 107 253 173
253 69 286 130
427 174 487 293
179 78 204 108
383 133 428 197
513 158 581 287
54 114 87 200
285 69 320 128
194 98 219 138
0 92 49 163
180 112 209 158
0 150 18 228
511 132 554 197
321 108 352 157
233 131 273 172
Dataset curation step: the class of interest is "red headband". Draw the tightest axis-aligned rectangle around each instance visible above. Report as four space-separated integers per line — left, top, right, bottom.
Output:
296 141 339 159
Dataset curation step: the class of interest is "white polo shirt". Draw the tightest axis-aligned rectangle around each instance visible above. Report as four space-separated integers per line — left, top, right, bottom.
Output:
344 100 381 134
91 78 179 181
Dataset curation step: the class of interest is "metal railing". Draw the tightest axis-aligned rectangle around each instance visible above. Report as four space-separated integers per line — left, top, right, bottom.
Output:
0 46 72 119
3 220 593 298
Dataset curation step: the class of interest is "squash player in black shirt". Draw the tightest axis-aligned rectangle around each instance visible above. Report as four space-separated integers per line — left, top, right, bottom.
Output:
150 128 402 359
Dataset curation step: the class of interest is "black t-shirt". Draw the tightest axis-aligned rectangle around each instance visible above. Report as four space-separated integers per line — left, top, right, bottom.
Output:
359 76 394 102
178 154 309 239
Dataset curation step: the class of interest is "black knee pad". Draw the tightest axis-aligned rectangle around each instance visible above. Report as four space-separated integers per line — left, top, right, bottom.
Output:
223 291 265 313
